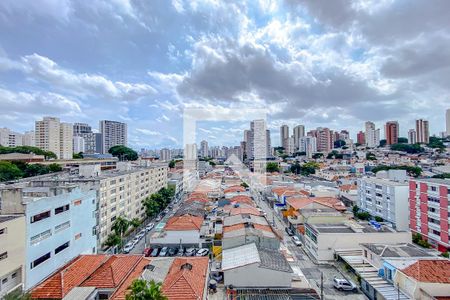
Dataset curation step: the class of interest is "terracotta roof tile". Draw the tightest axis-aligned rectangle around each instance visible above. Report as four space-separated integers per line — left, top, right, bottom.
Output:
312 197 347 212
31 255 109 299
224 185 246 193
401 260 450 283
230 195 253 206
164 215 203 231
81 255 142 289
286 197 314 210
110 258 152 300
162 257 209 300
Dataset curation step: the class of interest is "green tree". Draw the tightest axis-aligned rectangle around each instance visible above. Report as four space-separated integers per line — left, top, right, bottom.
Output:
130 218 141 229
73 152 84 159
266 162 280 173
144 198 161 218
103 233 121 248
0 146 57 159
398 137 408 143
333 140 346 148
432 173 450 179
379 139 387 147
366 152 377 160
112 217 130 248
327 150 343 159
352 205 359 215
125 279 167 300
48 163 62 172
0 161 24 182
374 216 383 222
241 182 249 188
108 145 138 161
168 160 175 168
372 165 422 177
312 153 324 159
427 136 445 150
3 290 31 300
390 143 424 153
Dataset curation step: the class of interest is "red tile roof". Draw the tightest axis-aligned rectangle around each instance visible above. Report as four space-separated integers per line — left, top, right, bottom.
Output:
312 197 347 212
229 206 261 216
401 260 450 283
162 257 209 300
31 255 109 299
286 197 314 210
164 215 203 231
81 255 142 289
230 195 253 206
110 258 153 300
224 185 246 193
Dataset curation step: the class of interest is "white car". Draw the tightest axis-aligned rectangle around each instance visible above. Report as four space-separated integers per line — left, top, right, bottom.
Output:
196 248 209 256
333 278 357 291
123 244 133 253
146 223 154 230
292 236 302 246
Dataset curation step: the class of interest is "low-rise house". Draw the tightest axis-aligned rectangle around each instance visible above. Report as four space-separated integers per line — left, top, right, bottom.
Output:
150 214 205 247
222 222 280 250
395 259 450 300
304 221 411 263
222 243 293 288
30 255 210 300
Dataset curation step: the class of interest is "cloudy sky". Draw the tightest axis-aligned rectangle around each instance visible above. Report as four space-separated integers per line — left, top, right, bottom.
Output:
0 0 449 149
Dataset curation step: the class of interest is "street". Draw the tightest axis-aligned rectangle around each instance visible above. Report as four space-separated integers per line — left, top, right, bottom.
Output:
253 189 366 300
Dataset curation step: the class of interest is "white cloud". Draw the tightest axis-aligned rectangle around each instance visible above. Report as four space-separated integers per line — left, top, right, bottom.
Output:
135 128 162 136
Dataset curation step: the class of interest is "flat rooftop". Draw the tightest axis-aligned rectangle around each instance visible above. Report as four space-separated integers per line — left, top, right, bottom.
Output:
310 222 397 234
415 178 450 186
0 215 21 223
361 243 435 258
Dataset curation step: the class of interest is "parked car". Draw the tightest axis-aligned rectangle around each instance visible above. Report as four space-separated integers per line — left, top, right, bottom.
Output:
177 247 186 256
185 247 197 256
159 247 169 257
143 248 152 257
146 223 154 231
196 248 209 256
292 236 302 246
333 278 357 291
168 247 178 256
123 244 133 254
155 215 162 222
285 227 294 236
150 248 160 257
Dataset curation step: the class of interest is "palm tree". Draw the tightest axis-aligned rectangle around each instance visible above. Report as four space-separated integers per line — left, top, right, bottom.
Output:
125 279 167 300
112 217 130 249
130 218 141 229
103 233 121 248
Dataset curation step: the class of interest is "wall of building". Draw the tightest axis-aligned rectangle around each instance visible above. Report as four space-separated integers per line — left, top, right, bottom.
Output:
224 263 292 288
0 216 25 297
24 188 97 289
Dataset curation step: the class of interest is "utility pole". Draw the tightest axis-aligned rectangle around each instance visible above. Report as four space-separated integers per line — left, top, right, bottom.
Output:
321 272 324 300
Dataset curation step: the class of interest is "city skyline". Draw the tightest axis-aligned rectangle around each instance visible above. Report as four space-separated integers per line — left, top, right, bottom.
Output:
0 1 450 148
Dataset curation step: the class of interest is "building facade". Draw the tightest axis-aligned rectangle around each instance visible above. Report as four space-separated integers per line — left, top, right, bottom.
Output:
299 136 317 158
293 125 305 150
280 125 289 150
385 121 399 145
200 140 208 158
365 121 380 148
0 184 97 290
357 171 410 231
0 216 25 297
99 120 127 154
408 129 416 144
415 119 429 144
357 131 365 145
35 117 73 159
409 178 449 252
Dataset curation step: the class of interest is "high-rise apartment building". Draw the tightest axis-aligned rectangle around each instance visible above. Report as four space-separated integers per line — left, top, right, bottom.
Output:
0 128 23 147
160 148 171 161
285 136 295 155
73 123 102 154
280 125 289 150
415 119 429 144
315 127 332 153
446 108 450 137
365 121 380 148
99 120 127 154
293 125 305 150
73 136 85 154
408 129 417 144
200 140 209 158
409 178 449 252
385 121 399 145
357 131 365 145
73 123 92 135
35 117 73 159
299 136 317 158
250 120 268 159
23 131 35 147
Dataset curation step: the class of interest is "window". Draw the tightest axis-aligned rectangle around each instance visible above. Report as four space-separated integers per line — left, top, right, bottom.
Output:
11 272 17 279
55 221 70 233
31 252 51 269
30 229 52 245
73 200 82 206
431 186 437 192
0 252 7 261
30 211 50 223
55 241 70 254
0 227 6 235
55 204 70 215
2 278 7 284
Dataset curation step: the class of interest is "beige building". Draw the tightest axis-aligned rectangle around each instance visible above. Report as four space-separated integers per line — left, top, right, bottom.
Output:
35 117 73 159
0 215 25 297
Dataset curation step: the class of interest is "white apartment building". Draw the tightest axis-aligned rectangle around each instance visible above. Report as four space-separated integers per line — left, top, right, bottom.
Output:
299 136 317 158
0 128 23 147
73 136 85 154
200 140 208 158
73 162 168 245
408 129 416 144
160 148 171 162
365 121 380 148
415 119 429 144
35 117 73 159
357 170 410 231
250 119 268 159
293 125 305 150
99 120 127 154
0 215 25 297
0 184 97 290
